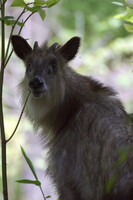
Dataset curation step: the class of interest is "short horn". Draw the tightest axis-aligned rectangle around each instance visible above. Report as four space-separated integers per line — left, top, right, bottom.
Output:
33 41 39 50
49 42 60 51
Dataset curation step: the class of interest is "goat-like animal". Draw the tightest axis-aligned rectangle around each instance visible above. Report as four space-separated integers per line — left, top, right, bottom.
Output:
11 35 133 200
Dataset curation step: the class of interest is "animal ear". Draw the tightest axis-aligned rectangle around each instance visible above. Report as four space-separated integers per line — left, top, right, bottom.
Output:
58 37 80 61
11 35 32 60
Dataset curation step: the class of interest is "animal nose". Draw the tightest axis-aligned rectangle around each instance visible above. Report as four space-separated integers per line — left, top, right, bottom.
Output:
29 76 44 89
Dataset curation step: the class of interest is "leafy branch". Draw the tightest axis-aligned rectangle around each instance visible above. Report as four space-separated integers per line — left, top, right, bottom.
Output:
0 1 61 200
16 146 50 200
6 92 31 143
113 0 133 32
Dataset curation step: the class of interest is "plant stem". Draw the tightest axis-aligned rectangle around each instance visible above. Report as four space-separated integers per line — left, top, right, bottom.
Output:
4 8 26 62
0 1 8 200
5 12 34 68
39 185 47 200
6 92 31 143
0 0 7 9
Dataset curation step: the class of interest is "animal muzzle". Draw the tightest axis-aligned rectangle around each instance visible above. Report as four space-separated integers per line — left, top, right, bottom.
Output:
29 76 47 98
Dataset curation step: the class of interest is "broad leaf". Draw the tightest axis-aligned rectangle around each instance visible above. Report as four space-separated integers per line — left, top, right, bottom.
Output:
38 9 46 20
46 0 60 8
114 12 127 20
21 146 38 180
115 7 133 23
11 0 26 8
17 21 25 26
0 16 14 21
119 8 133 23
4 19 24 26
34 0 46 6
26 5 41 12
16 179 41 186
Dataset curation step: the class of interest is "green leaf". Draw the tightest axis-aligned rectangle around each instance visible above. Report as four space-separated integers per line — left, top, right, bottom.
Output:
16 179 41 186
38 9 46 20
26 5 41 12
124 23 133 32
119 151 128 164
4 20 15 26
114 12 127 20
34 0 46 6
120 8 133 23
0 16 14 21
105 175 118 194
4 19 24 26
46 196 51 199
21 146 38 180
17 21 25 27
11 0 26 8
46 0 60 8
112 1 124 6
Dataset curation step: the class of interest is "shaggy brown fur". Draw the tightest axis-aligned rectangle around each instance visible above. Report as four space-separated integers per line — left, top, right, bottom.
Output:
11 35 133 200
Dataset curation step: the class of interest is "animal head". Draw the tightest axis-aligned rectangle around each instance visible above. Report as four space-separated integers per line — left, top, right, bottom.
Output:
11 35 80 99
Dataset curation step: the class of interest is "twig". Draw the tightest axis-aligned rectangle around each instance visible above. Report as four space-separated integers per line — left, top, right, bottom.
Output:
0 0 7 9
6 92 31 143
0 1 9 199
18 12 34 34
4 3 29 62
39 185 47 200
4 12 34 68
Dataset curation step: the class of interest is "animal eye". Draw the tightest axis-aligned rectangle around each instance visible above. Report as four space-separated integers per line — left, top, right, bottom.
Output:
47 62 57 75
51 63 57 73
27 63 31 68
26 63 32 72
47 66 53 75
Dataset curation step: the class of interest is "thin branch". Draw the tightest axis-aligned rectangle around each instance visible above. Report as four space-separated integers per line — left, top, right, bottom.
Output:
4 6 27 62
4 12 34 68
4 2 35 64
6 92 31 143
0 1 9 199
39 185 47 200
0 0 8 9
4 50 13 67
18 12 34 34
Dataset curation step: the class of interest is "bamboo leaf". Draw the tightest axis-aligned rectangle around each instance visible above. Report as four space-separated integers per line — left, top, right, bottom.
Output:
11 0 26 8
16 179 41 186
21 146 38 180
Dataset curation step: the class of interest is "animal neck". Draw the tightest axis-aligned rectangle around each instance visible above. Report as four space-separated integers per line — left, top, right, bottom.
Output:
43 72 82 136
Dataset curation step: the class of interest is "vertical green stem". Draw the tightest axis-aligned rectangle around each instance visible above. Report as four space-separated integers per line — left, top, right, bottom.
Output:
0 1 8 200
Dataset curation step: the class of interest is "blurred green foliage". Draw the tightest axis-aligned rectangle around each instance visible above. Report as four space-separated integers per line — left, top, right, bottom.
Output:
58 0 128 46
